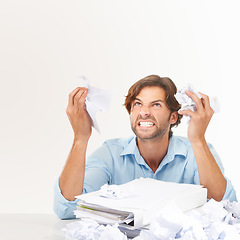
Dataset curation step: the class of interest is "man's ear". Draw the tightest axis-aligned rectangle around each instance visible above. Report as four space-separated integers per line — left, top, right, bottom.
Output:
170 111 178 125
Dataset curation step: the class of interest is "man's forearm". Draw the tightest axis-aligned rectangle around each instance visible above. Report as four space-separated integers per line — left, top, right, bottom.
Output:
59 139 88 201
191 139 227 201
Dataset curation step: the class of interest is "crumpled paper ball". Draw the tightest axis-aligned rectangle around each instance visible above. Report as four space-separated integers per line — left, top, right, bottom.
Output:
175 84 220 123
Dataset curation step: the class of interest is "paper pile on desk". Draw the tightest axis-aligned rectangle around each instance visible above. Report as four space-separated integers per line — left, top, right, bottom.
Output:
74 178 207 228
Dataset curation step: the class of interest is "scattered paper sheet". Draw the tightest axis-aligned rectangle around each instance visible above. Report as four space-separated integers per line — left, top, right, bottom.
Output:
79 76 113 133
175 84 220 123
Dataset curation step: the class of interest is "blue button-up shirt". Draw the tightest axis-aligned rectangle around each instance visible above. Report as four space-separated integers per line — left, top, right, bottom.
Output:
54 135 237 219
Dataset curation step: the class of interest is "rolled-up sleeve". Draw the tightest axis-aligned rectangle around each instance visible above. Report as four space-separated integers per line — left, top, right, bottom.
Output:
208 144 237 202
222 178 237 202
53 142 114 219
53 178 79 219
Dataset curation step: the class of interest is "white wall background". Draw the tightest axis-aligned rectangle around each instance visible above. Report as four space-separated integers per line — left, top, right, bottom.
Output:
0 0 239 214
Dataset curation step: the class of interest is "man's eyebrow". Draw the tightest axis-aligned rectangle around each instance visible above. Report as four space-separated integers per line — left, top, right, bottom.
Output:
134 98 164 103
151 99 165 104
133 98 142 102
133 98 165 104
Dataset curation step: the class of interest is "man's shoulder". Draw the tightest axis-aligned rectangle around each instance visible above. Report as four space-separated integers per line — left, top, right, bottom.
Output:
172 135 214 149
103 136 135 148
166 135 194 160
171 135 216 156
172 135 191 145
171 135 192 150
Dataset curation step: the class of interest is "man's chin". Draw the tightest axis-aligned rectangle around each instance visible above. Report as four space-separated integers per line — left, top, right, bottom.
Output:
133 130 158 140
132 127 168 141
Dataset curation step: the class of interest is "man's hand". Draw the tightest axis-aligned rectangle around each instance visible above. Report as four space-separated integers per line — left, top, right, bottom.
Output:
178 90 214 144
66 87 92 142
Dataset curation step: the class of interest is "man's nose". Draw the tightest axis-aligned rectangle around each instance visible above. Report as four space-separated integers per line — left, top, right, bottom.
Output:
139 105 150 117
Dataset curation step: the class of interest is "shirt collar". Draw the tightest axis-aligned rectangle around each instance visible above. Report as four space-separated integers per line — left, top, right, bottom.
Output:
166 136 188 159
120 135 188 166
120 136 146 165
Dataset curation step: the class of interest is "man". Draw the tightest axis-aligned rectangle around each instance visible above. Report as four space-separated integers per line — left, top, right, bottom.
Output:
54 75 237 219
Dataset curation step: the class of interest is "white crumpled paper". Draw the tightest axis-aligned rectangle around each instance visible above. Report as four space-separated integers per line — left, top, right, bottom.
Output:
63 199 240 239
134 202 207 240
79 76 113 133
62 218 127 240
175 84 220 123
99 184 130 199
223 200 240 220
134 199 240 240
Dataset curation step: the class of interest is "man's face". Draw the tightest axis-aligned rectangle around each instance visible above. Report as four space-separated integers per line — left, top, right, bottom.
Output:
130 86 175 141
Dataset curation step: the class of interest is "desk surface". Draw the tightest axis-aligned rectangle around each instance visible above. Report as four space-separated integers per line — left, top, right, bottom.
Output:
0 213 76 240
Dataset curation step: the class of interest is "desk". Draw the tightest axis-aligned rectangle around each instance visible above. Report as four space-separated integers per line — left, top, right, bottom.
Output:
0 214 76 240
0 214 140 239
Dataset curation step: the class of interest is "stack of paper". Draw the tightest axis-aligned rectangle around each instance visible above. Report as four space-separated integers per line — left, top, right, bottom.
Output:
74 178 207 228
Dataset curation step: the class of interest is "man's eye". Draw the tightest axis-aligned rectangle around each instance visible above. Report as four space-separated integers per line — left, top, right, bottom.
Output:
153 103 161 107
134 102 142 107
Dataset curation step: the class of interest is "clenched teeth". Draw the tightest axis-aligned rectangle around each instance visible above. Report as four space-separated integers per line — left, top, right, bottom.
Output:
139 122 154 127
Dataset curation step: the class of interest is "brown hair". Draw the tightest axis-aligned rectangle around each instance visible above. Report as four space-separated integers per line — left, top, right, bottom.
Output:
124 74 182 138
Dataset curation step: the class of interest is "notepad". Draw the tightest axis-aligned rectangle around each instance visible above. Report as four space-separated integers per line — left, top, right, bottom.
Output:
74 178 207 228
